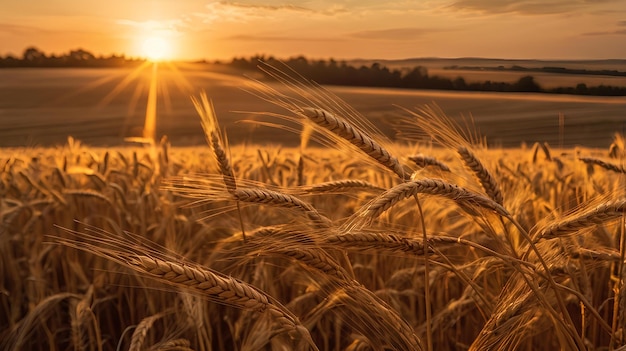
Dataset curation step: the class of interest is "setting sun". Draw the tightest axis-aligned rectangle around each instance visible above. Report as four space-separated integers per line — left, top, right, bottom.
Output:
142 36 171 61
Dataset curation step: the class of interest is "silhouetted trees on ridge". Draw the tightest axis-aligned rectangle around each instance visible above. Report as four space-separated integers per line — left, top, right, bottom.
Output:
229 55 625 96
0 46 142 68
1 48 624 96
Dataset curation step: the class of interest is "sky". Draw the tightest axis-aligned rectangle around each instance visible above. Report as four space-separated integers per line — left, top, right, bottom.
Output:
1 0 626 61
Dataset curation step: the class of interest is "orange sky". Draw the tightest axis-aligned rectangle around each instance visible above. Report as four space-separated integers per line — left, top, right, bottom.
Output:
1 1 626 61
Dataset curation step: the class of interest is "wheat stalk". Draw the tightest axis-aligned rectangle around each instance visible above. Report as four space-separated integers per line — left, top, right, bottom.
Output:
579 157 626 174
299 107 409 180
356 178 507 222
302 179 385 194
192 93 237 193
243 226 351 281
328 285 424 350
232 187 332 227
52 228 318 349
129 312 167 351
537 199 626 240
326 231 427 256
458 146 504 205
408 154 451 172
149 338 192 351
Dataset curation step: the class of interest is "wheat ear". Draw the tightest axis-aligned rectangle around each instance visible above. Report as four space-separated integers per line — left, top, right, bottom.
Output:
242 226 351 281
133 255 298 327
537 199 626 240
458 146 504 205
232 187 332 227
302 179 385 194
408 154 451 172
129 312 167 351
326 231 427 256
579 157 626 174
358 178 507 221
192 93 237 193
52 228 318 349
299 107 409 179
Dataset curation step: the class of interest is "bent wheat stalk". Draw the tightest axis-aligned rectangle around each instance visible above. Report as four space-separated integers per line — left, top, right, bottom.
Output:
326 231 427 256
52 226 319 350
301 179 385 194
579 157 626 174
243 227 352 281
300 107 409 180
536 199 626 240
354 178 507 224
458 146 504 205
192 93 237 193
232 187 332 227
408 154 451 172
129 312 168 351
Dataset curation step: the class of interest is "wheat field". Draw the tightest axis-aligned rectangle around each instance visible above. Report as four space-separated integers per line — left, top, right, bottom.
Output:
1 66 625 351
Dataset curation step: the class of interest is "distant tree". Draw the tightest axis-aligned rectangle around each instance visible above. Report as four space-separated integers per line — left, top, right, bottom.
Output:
23 47 45 62
513 76 541 92
401 67 429 88
69 49 95 61
453 77 467 90
575 83 588 94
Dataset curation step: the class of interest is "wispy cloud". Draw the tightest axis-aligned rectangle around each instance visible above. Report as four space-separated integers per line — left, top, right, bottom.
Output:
581 18 626 35
350 27 437 40
225 34 343 42
0 23 47 35
117 19 186 31
116 19 187 37
220 1 350 15
448 0 621 15
195 1 347 24
214 2 314 13
582 29 626 36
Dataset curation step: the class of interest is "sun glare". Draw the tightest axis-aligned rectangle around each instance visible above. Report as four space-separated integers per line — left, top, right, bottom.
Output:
142 36 171 61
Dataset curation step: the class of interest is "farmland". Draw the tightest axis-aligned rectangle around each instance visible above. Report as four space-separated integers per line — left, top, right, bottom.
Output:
1 63 625 350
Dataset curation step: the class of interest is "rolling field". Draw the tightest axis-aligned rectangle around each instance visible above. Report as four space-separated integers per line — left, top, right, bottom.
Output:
0 64 624 148
1 64 626 350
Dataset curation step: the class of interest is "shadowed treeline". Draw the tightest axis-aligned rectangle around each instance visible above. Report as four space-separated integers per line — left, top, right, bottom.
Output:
445 64 626 77
2 47 626 95
0 47 144 68
229 55 626 96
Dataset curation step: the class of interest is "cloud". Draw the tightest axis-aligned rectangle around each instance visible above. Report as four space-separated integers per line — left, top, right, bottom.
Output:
213 2 314 13
195 1 347 23
0 23 47 35
581 17 626 35
117 19 186 31
225 34 344 42
350 27 435 40
116 19 187 37
582 29 626 36
448 0 621 15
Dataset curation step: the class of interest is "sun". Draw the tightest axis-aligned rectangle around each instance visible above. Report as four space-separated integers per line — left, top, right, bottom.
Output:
142 36 171 61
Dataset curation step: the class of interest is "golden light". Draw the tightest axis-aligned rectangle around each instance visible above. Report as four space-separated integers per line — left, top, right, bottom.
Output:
142 36 171 61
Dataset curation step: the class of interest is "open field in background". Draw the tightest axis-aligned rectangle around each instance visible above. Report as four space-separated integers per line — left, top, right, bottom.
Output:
0 64 624 148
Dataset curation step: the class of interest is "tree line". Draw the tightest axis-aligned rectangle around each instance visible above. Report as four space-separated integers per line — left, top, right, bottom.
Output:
0 47 143 68
228 55 626 96
2 47 625 96
445 64 626 77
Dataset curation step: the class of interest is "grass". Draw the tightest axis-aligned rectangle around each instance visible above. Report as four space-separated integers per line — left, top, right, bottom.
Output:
1 69 626 350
